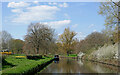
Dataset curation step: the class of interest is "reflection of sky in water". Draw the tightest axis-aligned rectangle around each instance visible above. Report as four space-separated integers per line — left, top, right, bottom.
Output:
40 58 119 73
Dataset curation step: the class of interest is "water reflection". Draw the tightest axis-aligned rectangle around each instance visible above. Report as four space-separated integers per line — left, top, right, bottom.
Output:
40 58 119 73
54 60 59 63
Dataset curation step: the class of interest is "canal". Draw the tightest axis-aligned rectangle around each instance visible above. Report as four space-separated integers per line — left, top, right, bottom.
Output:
38 58 119 73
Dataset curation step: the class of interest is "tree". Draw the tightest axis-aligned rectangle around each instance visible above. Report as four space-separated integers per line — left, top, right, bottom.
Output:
98 1 119 28
98 1 120 43
24 23 56 54
59 27 77 55
76 39 88 53
77 32 108 53
10 39 24 54
0 31 12 50
85 32 108 49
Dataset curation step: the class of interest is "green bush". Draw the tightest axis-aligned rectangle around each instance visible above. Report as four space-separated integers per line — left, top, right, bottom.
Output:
26 55 42 59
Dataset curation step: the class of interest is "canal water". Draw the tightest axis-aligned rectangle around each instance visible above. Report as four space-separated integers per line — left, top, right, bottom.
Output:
39 58 119 73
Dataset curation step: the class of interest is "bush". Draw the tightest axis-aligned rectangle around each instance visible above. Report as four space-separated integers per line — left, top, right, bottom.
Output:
90 43 118 60
26 55 42 59
2 55 7 65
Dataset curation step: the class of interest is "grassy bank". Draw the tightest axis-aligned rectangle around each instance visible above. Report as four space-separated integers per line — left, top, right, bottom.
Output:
60 54 77 58
2 55 53 74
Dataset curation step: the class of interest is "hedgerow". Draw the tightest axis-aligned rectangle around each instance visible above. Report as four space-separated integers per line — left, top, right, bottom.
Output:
2 55 53 74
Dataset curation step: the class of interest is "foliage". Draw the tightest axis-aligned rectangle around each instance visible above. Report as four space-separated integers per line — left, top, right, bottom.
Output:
76 32 108 53
10 39 24 54
98 2 119 28
98 1 120 44
58 27 77 55
26 55 42 59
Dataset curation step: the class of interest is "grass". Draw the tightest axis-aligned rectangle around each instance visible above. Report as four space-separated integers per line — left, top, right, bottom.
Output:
2 55 53 74
62 54 77 57
2 65 13 70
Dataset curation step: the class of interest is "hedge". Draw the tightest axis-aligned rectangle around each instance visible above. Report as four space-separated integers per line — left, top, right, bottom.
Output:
2 55 53 75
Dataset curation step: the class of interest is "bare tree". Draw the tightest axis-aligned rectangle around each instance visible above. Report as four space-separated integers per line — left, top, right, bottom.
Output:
77 32 108 53
1 31 12 50
85 32 107 49
24 23 55 54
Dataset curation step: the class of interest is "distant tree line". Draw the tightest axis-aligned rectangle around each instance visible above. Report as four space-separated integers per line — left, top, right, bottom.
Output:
0 24 119 55
0 31 24 54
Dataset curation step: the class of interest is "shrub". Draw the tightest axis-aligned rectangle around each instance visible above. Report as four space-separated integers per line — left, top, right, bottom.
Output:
90 43 118 60
2 55 7 65
26 55 42 59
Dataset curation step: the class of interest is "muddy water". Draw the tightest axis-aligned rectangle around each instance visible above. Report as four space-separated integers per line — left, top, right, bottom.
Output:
39 58 119 73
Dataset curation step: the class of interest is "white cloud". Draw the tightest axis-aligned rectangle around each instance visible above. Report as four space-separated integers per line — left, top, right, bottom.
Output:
59 3 68 8
93 29 97 32
48 2 68 8
33 1 39 4
88 24 95 28
75 32 86 41
8 2 30 8
11 5 60 24
53 2 57 5
72 24 78 28
43 20 71 29
11 9 22 13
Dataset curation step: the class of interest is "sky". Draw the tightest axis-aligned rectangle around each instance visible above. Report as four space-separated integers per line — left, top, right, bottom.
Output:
2 2 106 40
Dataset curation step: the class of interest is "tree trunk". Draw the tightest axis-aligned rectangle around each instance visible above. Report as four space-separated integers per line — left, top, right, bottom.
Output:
36 47 39 54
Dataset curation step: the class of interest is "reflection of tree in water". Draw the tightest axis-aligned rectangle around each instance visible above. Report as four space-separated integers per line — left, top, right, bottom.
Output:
41 58 82 73
40 58 119 73
56 59 81 73
78 60 119 73
88 62 120 73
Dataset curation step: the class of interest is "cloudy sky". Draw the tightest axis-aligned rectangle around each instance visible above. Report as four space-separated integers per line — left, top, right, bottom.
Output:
2 2 105 40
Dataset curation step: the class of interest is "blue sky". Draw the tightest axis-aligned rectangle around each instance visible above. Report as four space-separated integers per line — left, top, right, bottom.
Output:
2 2 105 40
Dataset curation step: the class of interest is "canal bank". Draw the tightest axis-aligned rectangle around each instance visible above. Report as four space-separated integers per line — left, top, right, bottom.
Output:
83 58 119 67
81 51 119 68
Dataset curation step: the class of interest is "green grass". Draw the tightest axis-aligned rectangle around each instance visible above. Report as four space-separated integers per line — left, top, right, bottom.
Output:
2 65 13 70
62 54 77 57
2 55 53 74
